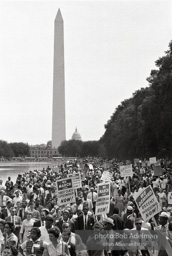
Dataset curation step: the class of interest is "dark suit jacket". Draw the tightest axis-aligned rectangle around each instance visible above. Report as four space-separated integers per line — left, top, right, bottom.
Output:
1 208 9 219
77 214 94 230
110 214 124 230
68 242 76 256
18 208 27 221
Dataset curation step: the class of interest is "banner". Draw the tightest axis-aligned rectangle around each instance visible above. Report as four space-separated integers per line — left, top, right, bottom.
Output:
56 178 75 206
134 185 161 222
95 182 110 215
149 157 157 165
168 192 172 204
153 165 163 176
120 164 133 177
67 173 82 189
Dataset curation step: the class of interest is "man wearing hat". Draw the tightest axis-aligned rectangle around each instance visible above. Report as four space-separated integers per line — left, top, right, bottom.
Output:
103 218 115 256
155 212 169 237
154 212 172 256
55 209 75 233
123 206 136 229
86 221 105 256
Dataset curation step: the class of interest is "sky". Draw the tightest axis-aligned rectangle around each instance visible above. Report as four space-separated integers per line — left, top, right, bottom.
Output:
0 0 172 145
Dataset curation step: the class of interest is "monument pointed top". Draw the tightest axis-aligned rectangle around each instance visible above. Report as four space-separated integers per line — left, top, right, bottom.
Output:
55 9 63 23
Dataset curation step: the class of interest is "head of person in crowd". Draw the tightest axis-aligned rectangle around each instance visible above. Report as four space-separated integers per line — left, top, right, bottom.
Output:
0 219 5 233
46 201 54 211
66 207 73 219
62 222 71 233
62 210 69 221
21 200 27 209
2 246 18 256
127 205 134 215
113 207 119 215
16 201 21 210
45 214 54 229
62 230 71 243
76 197 82 206
40 209 49 223
10 207 17 217
35 198 41 207
83 203 89 216
26 211 33 221
6 201 13 210
29 200 35 210
4 222 15 236
14 190 20 198
135 218 143 231
93 222 104 234
30 227 41 242
48 227 60 242
0 190 6 197
77 209 83 217
159 212 169 226
103 217 114 230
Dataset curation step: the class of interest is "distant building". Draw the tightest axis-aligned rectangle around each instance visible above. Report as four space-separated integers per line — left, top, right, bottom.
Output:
71 128 82 141
29 141 60 159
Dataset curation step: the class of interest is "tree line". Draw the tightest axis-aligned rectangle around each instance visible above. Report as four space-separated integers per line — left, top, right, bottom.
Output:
0 141 30 158
101 40 172 160
58 140 106 158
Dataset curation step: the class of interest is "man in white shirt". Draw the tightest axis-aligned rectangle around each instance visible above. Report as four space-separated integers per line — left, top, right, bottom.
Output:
87 187 97 213
12 190 22 207
39 215 54 244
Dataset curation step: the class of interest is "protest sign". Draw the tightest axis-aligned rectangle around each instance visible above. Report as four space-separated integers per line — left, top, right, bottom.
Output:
101 171 113 181
134 185 161 222
95 182 110 215
149 157 157 165
68 173 82 189
168 192 172 205
56 178 75 206
120 164 133 177
153 165 163 176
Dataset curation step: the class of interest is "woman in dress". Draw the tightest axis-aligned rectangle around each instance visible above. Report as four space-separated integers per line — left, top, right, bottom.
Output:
43 227 70 256
26 200 40 220
115 190 125 216
19 211 35 243
4 222 18 248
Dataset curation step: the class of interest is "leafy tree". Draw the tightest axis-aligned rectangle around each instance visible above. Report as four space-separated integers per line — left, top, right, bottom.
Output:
0 140 14 158
10 142 30 157
101 40 172 160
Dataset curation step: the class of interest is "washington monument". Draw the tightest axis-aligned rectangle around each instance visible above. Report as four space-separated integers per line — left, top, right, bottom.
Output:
52 9 66 148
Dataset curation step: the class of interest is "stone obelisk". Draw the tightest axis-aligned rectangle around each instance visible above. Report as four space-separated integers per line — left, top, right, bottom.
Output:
52 9 66 148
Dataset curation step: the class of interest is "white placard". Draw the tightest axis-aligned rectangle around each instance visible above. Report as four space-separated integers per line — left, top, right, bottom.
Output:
120 164 133 177
134 185 161 222
95 182 110 215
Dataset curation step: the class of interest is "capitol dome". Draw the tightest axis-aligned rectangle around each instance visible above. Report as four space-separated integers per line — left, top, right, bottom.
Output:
71 128 82 141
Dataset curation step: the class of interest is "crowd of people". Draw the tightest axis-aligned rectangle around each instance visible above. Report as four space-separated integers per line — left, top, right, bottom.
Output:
0 158 171 256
